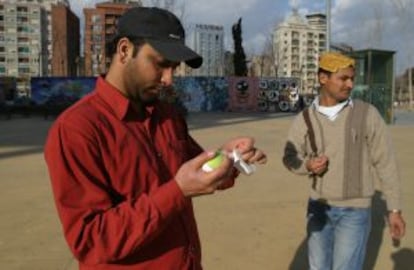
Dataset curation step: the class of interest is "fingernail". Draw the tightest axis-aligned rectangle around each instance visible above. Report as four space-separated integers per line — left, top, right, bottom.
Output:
206 151 216 157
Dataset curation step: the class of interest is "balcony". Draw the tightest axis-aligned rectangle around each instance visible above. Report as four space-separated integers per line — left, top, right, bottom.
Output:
291 39 300 46
105 18 116 25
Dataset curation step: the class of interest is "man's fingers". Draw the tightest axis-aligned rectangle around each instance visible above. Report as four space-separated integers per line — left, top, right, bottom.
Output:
191 151 219 168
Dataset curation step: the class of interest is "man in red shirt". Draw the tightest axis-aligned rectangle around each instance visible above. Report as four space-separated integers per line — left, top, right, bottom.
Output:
44 7 266 270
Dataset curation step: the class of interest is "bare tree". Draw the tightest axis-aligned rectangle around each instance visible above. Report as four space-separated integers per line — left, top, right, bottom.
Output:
249 36 276 78
247 16 284 78
262 33 278 77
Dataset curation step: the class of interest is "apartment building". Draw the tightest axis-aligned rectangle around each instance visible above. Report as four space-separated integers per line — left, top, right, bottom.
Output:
51 4 80 76
12 0 71 75
273 9 326 93
83 0 141 76
0 0 76 96
0 2 45 96
187 23 225 76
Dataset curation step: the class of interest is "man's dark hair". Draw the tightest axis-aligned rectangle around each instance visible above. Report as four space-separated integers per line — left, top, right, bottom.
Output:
106 36 146 59
317 68 332 77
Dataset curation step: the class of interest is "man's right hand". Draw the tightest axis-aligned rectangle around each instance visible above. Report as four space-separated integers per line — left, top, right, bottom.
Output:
306 155 329 176
175 151 234 197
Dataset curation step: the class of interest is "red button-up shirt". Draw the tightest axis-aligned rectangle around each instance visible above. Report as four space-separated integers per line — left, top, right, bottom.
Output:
45 77 204 269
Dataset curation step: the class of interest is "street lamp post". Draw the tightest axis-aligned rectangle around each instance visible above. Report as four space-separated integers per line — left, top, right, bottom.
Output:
37 45 42 77
326 0 331 51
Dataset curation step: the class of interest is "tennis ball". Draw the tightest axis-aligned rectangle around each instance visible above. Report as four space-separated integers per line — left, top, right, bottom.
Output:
202 151 225 172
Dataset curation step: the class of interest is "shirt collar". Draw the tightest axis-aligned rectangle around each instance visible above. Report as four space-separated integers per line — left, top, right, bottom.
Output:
311 96 353 121
95 76 157 121
311 96 353 109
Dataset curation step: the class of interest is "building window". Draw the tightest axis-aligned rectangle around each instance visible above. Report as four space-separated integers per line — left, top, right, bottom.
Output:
17 26 30 33
18 67 30 74
17 6 28 13
91 44 101 52
17 16 28 23
18 57 29 63
18 46 30 53
92 14 101 24
92 35 102 42
18 37 29 43
91 25 102 32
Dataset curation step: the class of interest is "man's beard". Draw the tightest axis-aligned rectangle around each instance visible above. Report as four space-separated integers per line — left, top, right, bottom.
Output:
141 92 161 106
142 97 158 106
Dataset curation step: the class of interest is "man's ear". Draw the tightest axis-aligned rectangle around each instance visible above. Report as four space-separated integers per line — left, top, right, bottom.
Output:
318 72 329 85
117 38 131 61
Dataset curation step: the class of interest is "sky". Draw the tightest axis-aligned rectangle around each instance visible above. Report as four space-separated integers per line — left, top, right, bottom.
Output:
69 0 414 75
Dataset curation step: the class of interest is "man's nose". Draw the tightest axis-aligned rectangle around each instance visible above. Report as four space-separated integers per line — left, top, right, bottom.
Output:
161 68 174 87
346 79 354 89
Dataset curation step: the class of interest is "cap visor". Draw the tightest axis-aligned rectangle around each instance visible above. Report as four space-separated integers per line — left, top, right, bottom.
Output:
148 40 203 68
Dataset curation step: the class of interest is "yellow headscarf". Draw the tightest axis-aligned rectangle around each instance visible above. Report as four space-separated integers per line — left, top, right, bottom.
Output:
319 52 355 72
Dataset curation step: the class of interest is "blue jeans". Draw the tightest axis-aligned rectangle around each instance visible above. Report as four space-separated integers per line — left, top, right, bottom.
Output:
306 199 371 270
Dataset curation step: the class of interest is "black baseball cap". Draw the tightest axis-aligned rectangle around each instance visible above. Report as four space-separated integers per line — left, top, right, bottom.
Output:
116 7 202 68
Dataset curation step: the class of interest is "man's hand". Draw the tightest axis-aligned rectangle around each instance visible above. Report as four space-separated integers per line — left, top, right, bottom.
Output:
220 136 267 165
388 211 406 241
306 155 329 175
175 151 234 197
175 137 267 197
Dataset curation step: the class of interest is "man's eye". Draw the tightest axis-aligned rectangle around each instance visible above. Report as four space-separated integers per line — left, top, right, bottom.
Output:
157 62 170 68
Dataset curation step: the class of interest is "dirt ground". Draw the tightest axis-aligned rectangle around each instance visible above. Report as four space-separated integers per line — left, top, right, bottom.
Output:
0 112 413 270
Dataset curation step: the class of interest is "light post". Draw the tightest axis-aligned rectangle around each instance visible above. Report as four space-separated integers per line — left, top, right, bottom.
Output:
75 56 80 77
326 0 331 52
37 45 42 77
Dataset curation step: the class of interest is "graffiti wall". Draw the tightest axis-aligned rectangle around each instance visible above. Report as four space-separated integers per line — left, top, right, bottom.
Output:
28 76 306 113
31 77 96 105
173 76 304 113
257 77 301 112
173 77 228 112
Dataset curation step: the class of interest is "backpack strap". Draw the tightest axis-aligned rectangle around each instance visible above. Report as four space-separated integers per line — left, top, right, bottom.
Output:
303 107 318 156
302 107 319 189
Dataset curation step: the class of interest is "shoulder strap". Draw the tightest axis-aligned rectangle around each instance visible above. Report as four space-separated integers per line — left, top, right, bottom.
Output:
303 108 318 156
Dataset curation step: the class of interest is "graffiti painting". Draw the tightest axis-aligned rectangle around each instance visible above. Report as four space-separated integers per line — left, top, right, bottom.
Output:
257 77 303 112
227 76 259 111
31 77 96 106
173 77 228 112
